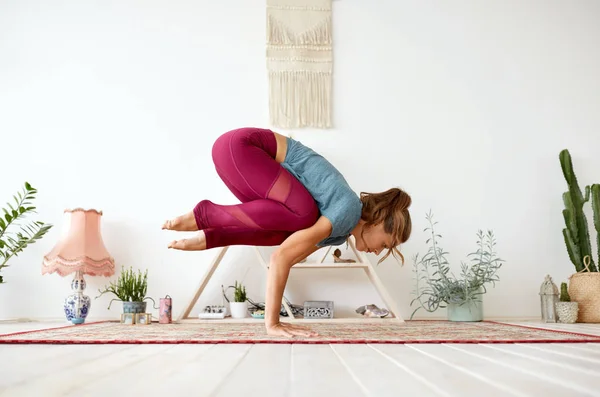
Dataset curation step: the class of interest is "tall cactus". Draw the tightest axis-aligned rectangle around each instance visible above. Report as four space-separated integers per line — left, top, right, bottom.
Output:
592 184 600 270
560 149 597 272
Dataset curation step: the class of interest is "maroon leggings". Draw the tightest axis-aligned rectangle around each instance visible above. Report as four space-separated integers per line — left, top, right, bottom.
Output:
194 128 319 249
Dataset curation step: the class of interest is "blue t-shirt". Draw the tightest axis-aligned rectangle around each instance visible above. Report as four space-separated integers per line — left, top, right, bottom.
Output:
281 137 363 247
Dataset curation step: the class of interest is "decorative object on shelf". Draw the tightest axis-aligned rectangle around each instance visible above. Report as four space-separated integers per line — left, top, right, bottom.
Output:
356 304 389 318
198 305 226 319
540 275 559 323
410 211 503 322
332 249 356 263
135 313 151 325
121 313 134 325
559 149 600 323
556 281 578 324
246 296 303 318
1 182 53 285
304 300 334 319
266 0 333 129
96 266 156 315
42 208 114 324
225 281 248 319
159 295 172 324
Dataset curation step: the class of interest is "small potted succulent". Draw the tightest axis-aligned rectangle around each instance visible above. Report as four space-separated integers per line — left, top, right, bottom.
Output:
227 280 248 319
556 282 578 323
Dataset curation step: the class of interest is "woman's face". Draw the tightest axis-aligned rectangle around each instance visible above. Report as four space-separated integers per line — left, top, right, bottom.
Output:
355 223 393 255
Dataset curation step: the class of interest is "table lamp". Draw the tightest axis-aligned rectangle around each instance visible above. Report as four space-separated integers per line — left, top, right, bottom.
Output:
42 208 115 324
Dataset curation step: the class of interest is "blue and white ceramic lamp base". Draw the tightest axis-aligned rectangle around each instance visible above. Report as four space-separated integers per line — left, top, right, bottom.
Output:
64 270 91 324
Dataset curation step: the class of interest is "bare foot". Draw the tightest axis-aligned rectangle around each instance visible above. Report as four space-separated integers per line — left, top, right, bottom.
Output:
168 231 207 251
162 211 198 231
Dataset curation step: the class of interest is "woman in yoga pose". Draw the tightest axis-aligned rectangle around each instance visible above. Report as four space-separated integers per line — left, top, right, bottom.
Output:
162 127 412 338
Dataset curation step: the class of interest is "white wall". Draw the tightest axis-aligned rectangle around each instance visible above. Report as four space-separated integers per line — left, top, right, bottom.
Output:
1 0 599 322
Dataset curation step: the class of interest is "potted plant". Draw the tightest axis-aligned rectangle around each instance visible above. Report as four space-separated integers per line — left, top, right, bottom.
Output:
559 149 600 322
556 282 578 323
228 281 248 319
0 182 53 284
96 266 156 314
410 211 504 322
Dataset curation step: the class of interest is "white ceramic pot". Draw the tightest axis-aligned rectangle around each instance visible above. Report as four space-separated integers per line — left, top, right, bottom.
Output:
229 301 247 319
447 298 483 322
556 301 579 324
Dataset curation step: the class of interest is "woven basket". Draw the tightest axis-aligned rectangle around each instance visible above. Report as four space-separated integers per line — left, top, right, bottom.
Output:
568 256 600 323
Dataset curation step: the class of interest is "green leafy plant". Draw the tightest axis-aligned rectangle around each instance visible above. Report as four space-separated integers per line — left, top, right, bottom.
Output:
410 211 504 319
560 282 571 302
559 149 600 272
233 280 247 302
0 182 53 284
96 266 154 308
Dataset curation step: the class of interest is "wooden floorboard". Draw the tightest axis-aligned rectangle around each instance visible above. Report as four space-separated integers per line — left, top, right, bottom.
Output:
289 344 366 397
211 344 292 397
416 344 586 397
449 344 600 396
331 344 443 397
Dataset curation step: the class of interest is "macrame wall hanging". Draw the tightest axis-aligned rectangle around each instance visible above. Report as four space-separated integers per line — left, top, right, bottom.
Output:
266 0 333 129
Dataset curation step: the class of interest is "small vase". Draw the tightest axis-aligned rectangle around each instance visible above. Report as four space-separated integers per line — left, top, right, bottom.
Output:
64 270 91 325
229 301 247 319
447 298 483 322
556 301 579 324
123 301 147 314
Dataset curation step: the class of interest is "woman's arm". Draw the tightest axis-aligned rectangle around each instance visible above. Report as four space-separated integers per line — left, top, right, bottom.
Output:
264 216 332 335
290 244 321 266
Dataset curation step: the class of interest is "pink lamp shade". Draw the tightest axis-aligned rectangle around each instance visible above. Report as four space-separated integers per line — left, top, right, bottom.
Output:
42 208 115 277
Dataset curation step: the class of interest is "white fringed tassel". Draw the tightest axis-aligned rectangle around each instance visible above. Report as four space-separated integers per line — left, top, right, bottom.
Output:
269 70 332 129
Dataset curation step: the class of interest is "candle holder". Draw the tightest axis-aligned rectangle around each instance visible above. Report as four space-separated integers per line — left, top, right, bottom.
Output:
135 313 152 325
121 313 135 325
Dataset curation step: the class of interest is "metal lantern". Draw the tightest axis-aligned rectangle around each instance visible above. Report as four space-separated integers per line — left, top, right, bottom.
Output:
540 274 559 323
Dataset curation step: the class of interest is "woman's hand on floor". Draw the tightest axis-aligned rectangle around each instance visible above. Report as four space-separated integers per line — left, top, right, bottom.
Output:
266 322 318 338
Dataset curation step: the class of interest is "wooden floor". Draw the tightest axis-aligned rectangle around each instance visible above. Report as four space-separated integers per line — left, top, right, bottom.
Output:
1 320 600 397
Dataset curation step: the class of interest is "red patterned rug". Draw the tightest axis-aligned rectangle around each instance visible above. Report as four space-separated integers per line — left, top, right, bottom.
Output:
1 320 600 344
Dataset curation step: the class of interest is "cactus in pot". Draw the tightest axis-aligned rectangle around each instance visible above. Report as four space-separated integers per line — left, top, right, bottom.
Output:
592 184 600 268
555 282 578 323
559 149 599 272
560 282 571 302
559 149 600 322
